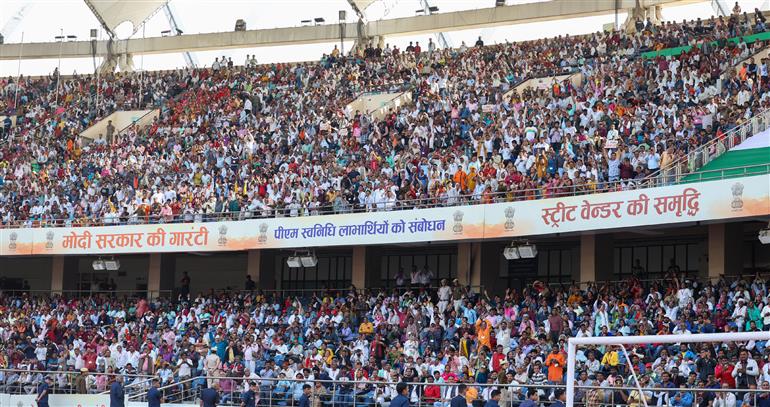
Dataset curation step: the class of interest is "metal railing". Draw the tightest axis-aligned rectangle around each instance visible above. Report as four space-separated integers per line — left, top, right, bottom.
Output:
123 375 769 407
0 289 173 298
0 369 153 396
2 161 766 230
200 285 486 299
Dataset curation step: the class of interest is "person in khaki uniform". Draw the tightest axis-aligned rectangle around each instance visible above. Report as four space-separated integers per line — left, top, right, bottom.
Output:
75 368 89 394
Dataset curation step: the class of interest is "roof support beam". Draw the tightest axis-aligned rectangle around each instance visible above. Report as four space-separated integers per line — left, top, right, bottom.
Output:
0 0 701 61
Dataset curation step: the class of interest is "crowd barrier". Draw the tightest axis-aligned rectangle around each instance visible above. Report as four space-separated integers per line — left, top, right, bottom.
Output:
1 373 768 407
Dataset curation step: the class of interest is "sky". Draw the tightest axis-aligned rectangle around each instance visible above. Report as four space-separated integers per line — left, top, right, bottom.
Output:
1 0 769 76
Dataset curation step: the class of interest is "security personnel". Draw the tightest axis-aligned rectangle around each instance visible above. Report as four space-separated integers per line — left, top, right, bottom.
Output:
36 376 52 407
201 382 220 407
110 375 125 407
298 384 312 407
241 381 257 407
147 378 163 407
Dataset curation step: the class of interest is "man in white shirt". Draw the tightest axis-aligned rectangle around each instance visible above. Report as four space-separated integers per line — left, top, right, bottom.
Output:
712 382 737 407
418 266 433 288
176 353 193 381
732 349 759 389
113 345 128 371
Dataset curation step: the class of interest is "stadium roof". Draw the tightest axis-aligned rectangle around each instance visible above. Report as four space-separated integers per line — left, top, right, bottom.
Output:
83 0 169 37
0 0 752 75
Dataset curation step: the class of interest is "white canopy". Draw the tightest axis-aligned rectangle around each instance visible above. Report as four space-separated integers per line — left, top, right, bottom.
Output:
84 0 168 36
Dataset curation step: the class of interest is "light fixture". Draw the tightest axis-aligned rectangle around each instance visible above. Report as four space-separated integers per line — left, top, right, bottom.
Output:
428 6 439 12
286 256 302 268
518 244 538 259
300 254 318 268
161 30 171 37
314 17 325 25
92 260 105 271
496 0 506 6
104 259 120 271
759 223 770 244
66 35 77 41
503 245 520 260
503 242 538 260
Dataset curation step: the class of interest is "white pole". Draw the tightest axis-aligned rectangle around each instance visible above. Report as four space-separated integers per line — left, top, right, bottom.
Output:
96 28 100 117
56 28 63 104
566 341 576 407
140 23 145 109
13 32 24 111
619 345 648 407
569 331 770 346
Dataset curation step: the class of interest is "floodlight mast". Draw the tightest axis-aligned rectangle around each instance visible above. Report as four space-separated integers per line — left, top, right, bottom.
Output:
565 331 770 406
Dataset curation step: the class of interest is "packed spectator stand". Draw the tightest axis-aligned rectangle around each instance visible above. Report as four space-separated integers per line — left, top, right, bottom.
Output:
0 272 769 406
1 10 770 227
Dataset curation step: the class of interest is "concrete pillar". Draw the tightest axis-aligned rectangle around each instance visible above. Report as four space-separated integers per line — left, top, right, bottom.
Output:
580 235 597 284
708 223 743 279
456 243 472 287
352 246 366 290
148 253 161 299
51 256 64 295
470 243 483 289
246 249 278 291
580 234 614 284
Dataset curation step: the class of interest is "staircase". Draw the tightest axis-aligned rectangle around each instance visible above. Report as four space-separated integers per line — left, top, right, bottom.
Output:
645 107 770 187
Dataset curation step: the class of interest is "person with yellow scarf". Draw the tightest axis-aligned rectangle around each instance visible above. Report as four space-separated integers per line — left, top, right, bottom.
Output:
459 331 473 359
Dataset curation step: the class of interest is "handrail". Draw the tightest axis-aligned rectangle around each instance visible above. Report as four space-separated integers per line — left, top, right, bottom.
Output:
0 368 154 379
545 271 770 286
125 374 770 405
0 368 154 396
0 289 173 297
1 162 767 229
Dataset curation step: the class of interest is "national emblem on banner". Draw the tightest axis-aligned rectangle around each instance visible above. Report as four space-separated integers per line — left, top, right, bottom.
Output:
45 231 55 249
453 210 464 234
258 223 269 243
8 232 17 250
504 207 516 231
218 225 228 246
731 182 744 210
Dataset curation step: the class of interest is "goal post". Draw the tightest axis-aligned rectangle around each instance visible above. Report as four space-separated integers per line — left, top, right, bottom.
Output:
566 331 770 407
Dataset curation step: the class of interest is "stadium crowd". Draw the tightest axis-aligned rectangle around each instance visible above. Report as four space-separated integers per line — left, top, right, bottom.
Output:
0 271 770 406
0 11 768 226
